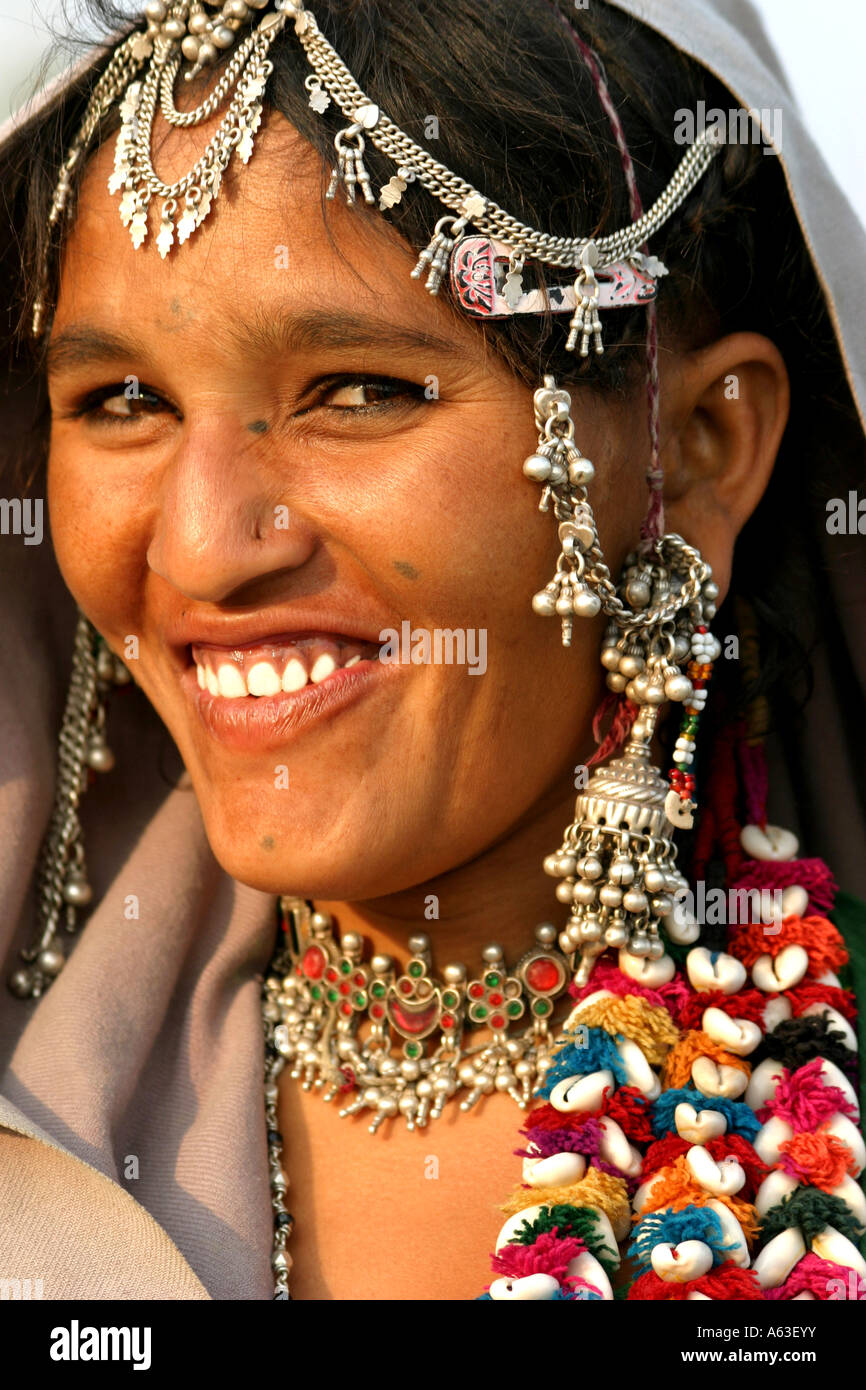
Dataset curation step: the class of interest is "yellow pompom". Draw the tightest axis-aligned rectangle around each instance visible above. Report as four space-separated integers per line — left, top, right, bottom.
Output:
565 994 680 1065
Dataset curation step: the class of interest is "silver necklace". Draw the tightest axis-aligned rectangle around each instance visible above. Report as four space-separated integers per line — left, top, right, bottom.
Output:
258 895 578 1299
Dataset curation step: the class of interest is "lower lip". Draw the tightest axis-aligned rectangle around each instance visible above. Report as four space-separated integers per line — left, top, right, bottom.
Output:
181 659 388 752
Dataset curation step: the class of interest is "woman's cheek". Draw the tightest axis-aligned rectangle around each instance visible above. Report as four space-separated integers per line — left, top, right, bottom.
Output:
47 434 149 636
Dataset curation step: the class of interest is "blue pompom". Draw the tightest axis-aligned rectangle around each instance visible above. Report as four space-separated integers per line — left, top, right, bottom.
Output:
538 1027 630 1096
649 1086 761 1140
628 1203 733 1274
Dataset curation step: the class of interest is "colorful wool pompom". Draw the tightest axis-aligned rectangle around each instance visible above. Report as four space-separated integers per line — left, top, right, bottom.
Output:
755 1056 858 1129
628 1205 733 1274
662 1030 750 1090
650 1087 761 1141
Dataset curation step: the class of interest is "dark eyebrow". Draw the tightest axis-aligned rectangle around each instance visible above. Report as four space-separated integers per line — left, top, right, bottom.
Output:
45 326 150 376
45 308 477 376
232 306 475 362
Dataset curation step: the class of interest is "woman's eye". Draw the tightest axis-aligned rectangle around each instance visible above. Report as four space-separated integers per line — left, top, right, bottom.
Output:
315 376 426 414
72 385 171 423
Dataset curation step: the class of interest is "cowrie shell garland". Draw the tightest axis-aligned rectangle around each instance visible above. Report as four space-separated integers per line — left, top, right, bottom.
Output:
481 816 863 1301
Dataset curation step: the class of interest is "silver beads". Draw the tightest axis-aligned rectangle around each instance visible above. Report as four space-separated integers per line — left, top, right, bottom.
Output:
8 615 124 1003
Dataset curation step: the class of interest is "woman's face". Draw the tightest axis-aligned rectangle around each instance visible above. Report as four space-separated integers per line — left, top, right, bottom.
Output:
46 115 647 900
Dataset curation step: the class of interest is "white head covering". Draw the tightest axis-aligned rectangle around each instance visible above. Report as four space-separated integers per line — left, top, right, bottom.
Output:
0 0 863 1298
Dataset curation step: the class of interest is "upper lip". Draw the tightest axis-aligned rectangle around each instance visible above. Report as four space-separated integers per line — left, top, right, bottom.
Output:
166 607 389 655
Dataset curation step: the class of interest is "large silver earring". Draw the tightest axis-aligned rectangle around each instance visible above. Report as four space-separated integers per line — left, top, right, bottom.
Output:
7 609 129 1000
524 376 721 985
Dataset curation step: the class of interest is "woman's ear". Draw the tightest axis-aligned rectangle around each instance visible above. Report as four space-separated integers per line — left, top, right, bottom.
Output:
658 332 790 600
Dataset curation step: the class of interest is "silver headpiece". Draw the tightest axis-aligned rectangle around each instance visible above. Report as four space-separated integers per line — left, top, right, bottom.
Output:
32 0 722 341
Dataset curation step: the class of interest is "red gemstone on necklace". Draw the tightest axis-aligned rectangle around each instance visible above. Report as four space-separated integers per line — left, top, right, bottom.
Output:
340 1001 352 1016
490 1013 505 1029
525 957 562 993
339 981 351 996
489 992 503 1006
468 983 484 999
371 1003 385 1019
387 996 440 1036
399 978 413 995
301 945 326 980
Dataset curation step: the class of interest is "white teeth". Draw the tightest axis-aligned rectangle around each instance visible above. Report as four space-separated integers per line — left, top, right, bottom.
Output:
217 663 247 698
196 644 363 696
310 653 337 684
282 658 308 692
247 661 283 697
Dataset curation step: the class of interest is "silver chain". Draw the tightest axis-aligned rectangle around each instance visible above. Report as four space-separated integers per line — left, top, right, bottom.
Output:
289 4 723 270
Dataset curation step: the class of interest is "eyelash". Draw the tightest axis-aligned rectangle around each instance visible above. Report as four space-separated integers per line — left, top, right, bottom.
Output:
69 374 427 425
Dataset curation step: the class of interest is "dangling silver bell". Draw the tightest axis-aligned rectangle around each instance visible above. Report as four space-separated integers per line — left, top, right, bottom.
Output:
37 948 65 977
62 874 93 906
8 968 36 998
85 738 115 772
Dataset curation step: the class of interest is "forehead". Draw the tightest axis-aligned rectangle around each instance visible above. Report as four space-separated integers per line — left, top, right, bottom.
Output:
53 109 474 349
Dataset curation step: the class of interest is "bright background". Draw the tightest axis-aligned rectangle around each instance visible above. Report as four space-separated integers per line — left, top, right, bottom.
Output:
1 0 864 228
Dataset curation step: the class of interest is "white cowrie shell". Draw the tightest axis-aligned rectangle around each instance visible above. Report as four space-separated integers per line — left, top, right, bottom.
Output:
674 1102 727 1144
792 1291 817 1300
755 1170 798 1218
565 1250 613 1300
831 1175 866 1226
585 1207 621 1265
816 1059 860 1119
739 822 799 862
663 907 701 945
753 1115 794 1166
823 1114 866 1176
686 948 747 995
751 945 809 992
495 1205 545 1252
707 1199 750 1267
617 1036 659 1098
686 1145 746 1196
489 1272 560 1300
651 1239 714 1282
617 948 676 986
745 1057 785 1110
802 1002 857 1050
560 992 614 1034
632 1172 664 1214
817 970 841 987
549 1069 614 1114
811 1226 866 1277
691 1054 748 1099
568 989 616 1013
753 1228 806 1288
522 1151 586 1187
702 1007 762 1056
686 1290 714 1300
598 1117 642 1181
780 885 809 919
763 996 793 1031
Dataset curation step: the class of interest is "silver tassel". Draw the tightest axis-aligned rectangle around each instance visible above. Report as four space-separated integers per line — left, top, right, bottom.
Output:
411 215 469 295
7 611 128 1000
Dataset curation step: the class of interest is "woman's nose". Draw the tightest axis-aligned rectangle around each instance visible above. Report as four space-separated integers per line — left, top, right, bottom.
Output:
146 420 318 602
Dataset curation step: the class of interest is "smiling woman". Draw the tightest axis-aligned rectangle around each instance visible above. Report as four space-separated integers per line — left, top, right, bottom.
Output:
0 0 865 1309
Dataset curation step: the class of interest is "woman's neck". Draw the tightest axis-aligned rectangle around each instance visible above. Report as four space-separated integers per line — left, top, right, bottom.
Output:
314 777 579 968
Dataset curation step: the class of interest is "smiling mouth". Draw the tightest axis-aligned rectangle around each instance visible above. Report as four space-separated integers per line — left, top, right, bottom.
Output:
190 633 381 698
